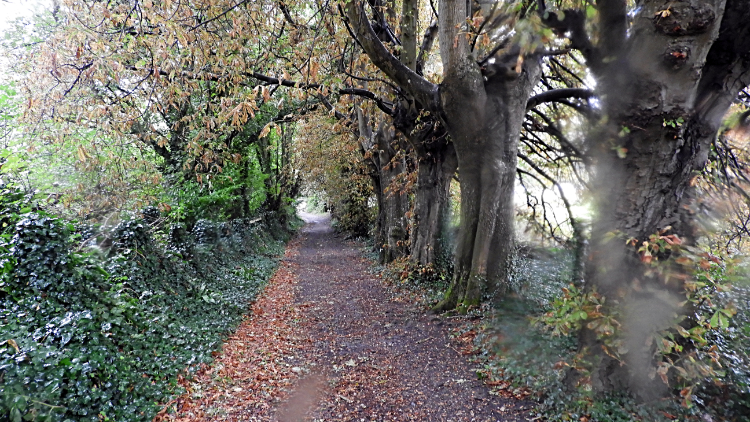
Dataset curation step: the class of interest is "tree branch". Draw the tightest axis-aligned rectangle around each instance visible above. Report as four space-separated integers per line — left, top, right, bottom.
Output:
249 72 393 115
526 88 595 110
345 0 439 111
121 65 394 116
540 7 600 70
278 1 301 28
695 0 750 128
416 21 438 75
517 152 583 245
189 0 252 31
339 88 394 114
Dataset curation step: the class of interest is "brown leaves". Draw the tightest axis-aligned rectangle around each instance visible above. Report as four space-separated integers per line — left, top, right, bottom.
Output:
259 123 273 139
155 241 308 421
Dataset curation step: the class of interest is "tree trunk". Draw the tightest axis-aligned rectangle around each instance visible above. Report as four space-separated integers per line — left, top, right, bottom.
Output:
579 0 750 399
356 104 410 263
375 125 410 263
409 141 457 268
583 117 715 398
391 95 458 269
346 0 541 311
432 76 539 311
431 0 542 312
394 0 453 268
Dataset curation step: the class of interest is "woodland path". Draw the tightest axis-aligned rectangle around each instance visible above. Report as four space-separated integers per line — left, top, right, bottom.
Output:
157 214 532 422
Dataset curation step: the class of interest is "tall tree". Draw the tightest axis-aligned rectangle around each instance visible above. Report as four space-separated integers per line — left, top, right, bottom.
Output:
19 0 394 220
347 0 544 311
550 0 750 398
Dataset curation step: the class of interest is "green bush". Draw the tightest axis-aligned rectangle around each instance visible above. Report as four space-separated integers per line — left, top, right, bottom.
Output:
696 279 750 421
166 158 267 225
513 239 747 421
0 178 288 421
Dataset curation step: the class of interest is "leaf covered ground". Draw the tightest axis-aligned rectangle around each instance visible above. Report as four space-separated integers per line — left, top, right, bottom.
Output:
156 214 532 421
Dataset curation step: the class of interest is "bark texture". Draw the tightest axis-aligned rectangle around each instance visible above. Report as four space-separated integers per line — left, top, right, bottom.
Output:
409 140 456 268
575 0 750 398
357 107 410 263
392 98 457 268
431 0 542 312
375 126 410 263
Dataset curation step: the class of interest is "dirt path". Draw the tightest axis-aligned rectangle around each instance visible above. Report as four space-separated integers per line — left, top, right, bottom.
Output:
158 216 532 421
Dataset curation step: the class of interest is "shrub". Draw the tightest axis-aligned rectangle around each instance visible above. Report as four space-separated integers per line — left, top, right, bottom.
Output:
527 234 744 421
0 189 288 421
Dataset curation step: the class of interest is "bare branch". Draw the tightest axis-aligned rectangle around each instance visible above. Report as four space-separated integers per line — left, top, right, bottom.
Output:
518 152 583 246
278 2 301 28
526 88 595 110
345 0 438 111
189 0 252 31
540 7 600 70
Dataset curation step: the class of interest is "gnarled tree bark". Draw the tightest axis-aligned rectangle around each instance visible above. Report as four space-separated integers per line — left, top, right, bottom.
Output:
357 107 411 263
565 0 750 398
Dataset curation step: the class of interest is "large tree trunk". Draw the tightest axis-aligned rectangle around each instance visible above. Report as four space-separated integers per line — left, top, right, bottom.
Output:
579 0 750 399
356 105 410 263
375 126 410 263
583 117 716 398
392 97 458 268
432 80 539 310
431 0 542 312
409 140 457 267
394 0 454 269
346 0 541 311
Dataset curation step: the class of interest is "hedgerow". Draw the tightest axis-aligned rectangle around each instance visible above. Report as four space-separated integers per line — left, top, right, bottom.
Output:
0 178 289 421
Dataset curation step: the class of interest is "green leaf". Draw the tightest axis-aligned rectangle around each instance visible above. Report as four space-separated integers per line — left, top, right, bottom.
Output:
718 313 729 329
11 407 22 422
709 311 719 328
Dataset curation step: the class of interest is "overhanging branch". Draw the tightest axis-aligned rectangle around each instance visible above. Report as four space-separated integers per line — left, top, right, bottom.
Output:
526 88 595 110
121 65 394 115
345 0 438 111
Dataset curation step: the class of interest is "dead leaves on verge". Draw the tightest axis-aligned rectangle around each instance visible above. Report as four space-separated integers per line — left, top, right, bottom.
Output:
154 239 314 421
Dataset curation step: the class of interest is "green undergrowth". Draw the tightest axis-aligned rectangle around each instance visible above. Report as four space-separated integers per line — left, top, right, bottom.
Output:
475 302 693 422
479 248 750 422
0 180 292 421
368 239 750 421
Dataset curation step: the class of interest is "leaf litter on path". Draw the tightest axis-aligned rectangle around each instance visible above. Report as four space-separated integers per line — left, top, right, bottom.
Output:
155 217 532 421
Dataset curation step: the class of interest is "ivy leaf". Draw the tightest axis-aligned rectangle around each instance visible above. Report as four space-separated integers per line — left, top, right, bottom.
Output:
709 311 720 329
10 407 22 422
